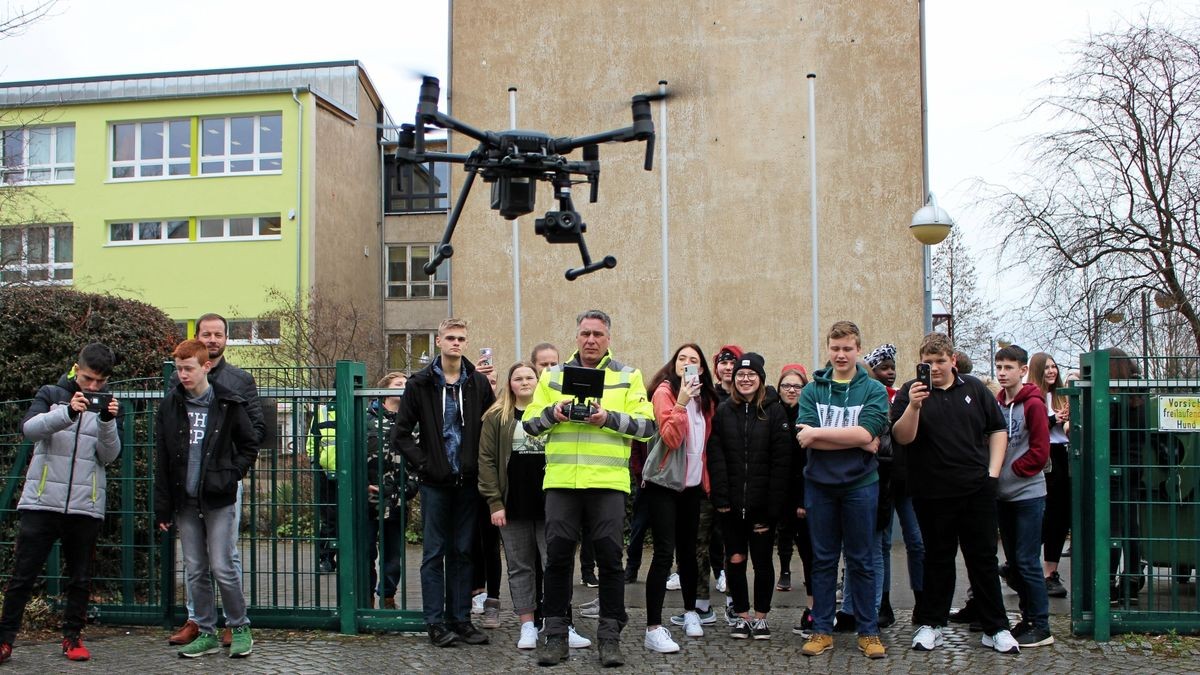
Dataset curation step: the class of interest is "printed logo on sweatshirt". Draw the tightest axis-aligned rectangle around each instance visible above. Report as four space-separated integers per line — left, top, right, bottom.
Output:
816 403 864 428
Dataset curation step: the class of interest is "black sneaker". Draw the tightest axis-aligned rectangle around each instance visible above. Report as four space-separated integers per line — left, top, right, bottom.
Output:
730 617 751 639
833 611 856 633
948 602 976 624
450 621 489 645
1045 571 1068 598
725 605 739 626
999 562 1017 591
624 567 638 584
776 570 792 591
428 623 459 647
537 633 568 666
792 608 815 636
751 618 771 640
1010 620 1031 639
1015 623 1054 648
878 601 896 629
581 570 600 588
597 638 624 667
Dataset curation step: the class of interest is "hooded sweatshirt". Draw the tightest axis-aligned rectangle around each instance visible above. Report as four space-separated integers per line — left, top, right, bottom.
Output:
996 382 1050 501
797 363 890 487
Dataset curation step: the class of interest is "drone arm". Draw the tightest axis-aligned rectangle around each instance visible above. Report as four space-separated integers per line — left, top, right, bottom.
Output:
423 169 478 275
552 126 637 154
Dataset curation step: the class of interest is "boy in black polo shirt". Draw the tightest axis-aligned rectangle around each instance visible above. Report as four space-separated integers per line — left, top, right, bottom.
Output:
891 333 1019 654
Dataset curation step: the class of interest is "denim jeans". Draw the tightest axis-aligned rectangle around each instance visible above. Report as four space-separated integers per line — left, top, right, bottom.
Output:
806 478 879 635
997 496 1050 631
419 482 478 625
892 492 924 592
185 482 242 622
177 500 248 634
841 528 885 617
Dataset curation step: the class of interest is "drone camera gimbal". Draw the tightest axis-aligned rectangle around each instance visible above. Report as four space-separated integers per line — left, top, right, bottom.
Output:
396 76 659 280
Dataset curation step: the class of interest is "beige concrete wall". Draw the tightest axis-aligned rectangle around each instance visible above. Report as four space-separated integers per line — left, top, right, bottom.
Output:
448 1 926 377
312 76 385 369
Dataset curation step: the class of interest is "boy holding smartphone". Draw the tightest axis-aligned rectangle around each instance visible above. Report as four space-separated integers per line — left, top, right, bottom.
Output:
1 343 121 664
891 333 1018 655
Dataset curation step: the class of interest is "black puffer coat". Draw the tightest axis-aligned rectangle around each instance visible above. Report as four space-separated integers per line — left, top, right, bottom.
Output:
706 393 792 522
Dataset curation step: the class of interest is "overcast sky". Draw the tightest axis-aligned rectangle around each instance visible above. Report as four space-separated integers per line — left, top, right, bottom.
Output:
0 0 1186 357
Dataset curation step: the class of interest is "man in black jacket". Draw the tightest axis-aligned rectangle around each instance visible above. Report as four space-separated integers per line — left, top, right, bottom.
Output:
155 340 259 659
389 318 496 647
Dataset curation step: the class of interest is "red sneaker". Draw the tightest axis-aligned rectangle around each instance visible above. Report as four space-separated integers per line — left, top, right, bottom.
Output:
62 637 90 661
0 642 11 664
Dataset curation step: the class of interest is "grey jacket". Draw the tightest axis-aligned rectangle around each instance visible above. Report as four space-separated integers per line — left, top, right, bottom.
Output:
19 374 122 520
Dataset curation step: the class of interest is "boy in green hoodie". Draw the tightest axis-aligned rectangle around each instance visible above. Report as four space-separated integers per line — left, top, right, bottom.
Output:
795 321 890 660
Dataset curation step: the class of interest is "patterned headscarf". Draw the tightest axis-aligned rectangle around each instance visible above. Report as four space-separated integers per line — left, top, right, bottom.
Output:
864 343 897 369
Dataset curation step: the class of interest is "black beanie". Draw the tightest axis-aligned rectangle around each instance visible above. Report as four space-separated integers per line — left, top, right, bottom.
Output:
733 352 766 382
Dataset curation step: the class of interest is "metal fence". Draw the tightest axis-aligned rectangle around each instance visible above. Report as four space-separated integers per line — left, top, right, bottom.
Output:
0 361 423 634
1068 351 1200 640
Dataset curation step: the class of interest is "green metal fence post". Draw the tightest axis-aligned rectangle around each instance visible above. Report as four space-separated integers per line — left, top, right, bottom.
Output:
334 360 366 635
159 359 177 626
1088 351 1113 640
119 396 137 606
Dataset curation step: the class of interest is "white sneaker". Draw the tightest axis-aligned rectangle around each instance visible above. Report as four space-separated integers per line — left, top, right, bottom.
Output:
666 572 681 590
568 625 592 649
471 591 486 615
517 621 538 649
644 625 680 653
579 597 600 619
911 624 944 651
983 629 1021 654
683 611 704 637
716 570 727 594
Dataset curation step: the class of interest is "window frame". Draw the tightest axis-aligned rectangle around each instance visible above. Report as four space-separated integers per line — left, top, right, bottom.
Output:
387 330 438 372
107 218 191 246
109 118 192 181
0 223 73 285
385 243 449 300
2 124 76 185
226 318 281 346
196 215 283 241
385 159 450 214
199 113 283 176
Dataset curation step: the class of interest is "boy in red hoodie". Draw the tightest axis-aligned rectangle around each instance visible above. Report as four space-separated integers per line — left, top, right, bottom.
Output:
993 345 1052 648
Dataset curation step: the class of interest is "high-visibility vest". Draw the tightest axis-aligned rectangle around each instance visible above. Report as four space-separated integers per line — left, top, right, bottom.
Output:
523 352 656 494
310 403 337 472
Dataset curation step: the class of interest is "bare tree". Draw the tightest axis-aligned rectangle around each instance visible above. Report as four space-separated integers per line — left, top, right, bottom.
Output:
994 16 1200 355
932 226 997 366
254 287 384 388
0 1 56 39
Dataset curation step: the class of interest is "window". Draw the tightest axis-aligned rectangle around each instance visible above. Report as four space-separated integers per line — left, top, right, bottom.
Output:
2 125 75 184
200 114 282 175
0 224 73 284
226 318 281 345
385 159 450 212
197 215 282 240
108 219 189 245
111 119 190 179
173 321 190 341
386 244 449 299
388 331 437 372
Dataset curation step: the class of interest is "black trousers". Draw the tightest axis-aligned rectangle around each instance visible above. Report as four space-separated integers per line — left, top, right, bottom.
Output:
471 499 502 598
0 510 102 644
643 483 702 626
1042 443 1071 564
722 513 776 615
777 511 814 594
316 473 338 566
543 489 627 640
912 484 1009 634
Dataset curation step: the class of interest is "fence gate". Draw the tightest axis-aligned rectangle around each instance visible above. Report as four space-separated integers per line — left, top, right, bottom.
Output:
1068 350 1200 640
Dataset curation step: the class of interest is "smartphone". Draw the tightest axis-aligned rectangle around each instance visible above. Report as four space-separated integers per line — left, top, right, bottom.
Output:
479 347 493 368
86 391 113 413
684 364 699 384
916 363 932 390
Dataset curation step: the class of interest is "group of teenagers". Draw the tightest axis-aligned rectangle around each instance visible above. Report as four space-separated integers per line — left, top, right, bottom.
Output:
376 310 1074 667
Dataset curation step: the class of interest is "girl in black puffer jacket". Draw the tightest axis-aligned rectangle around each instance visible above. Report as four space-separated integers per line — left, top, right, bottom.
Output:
705 353 792 640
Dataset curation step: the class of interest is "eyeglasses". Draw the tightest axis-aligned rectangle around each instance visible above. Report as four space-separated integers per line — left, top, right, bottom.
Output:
734 372 759 381
779 383 804 391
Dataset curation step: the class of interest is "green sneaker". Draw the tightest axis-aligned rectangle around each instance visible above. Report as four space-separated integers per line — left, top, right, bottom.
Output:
229 625 253 658
178 632 220 658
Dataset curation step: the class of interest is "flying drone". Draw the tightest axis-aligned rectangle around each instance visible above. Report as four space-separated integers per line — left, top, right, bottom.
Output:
396 76 661 280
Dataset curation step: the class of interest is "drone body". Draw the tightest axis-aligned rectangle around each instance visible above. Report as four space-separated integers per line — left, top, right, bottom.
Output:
396 77 659 280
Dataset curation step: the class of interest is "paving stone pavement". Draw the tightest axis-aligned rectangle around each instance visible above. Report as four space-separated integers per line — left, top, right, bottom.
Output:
7 608 1199 674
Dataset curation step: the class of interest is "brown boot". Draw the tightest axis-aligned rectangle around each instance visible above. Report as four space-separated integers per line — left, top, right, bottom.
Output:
167 620 200 645
221 627 233 647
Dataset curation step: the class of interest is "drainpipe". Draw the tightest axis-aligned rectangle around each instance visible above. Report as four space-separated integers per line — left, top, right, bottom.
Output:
292 88 304 308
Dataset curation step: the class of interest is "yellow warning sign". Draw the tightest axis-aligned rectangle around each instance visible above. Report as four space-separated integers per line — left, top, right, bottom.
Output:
1159 397 1200 432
